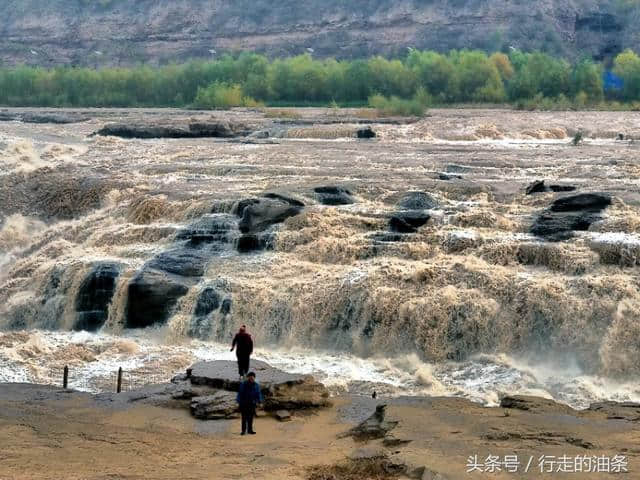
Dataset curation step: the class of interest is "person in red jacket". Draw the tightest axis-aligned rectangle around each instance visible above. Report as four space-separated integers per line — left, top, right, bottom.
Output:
231 325 253 379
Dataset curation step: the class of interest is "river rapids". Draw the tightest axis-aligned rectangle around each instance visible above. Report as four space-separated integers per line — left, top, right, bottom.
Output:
1 107 639 409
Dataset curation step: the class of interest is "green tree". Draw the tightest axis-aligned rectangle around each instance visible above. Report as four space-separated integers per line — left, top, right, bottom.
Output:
342 60 371 102
407 50 457 101
508 52 570 100
571 59 603 103
613 49 640 101
367 56 416 98
452 50 506 102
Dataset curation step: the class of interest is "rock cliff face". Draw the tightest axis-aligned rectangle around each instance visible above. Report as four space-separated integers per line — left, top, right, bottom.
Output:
0 0 637 66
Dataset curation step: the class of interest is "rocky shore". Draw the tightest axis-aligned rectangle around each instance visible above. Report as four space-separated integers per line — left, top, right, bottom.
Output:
0 361 637 479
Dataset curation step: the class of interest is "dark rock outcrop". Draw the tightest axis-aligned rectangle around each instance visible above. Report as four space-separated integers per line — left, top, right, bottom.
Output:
147 248 211 277
357 126 376 139
526 180 547 195
500 396 536 410
96 124 193 139
125 214 236 329
0 112 90 123
236 233 274 253
531 212 597 240
389 212 430 233
189 285 231 339
95 121 248 139
194 287 221 317
0 111 16 121
263 192 305 207
550 184 578 193
397 191 438 211
233 198 259 216
314 186 355 205
438 173 462 181
237 197 303 234
549 193 611 212
188 122 247 137
231 195 303 253
73 262 120 332
381 191 435 240
22 112 90 124
126 268 192 329
526 180 578 195
220 298 232 315
175 215 236 246
531 193 611 241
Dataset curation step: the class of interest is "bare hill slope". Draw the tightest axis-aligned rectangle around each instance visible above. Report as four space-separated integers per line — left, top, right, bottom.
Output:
1 0 638 66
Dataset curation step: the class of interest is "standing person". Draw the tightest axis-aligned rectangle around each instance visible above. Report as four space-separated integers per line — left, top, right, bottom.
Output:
230 325 253 379
236 371 263 435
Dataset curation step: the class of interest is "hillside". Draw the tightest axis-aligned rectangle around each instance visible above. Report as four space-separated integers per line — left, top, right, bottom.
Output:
0 0 639 66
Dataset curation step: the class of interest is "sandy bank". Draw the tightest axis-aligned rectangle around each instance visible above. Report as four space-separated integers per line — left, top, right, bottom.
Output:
0 383 638 479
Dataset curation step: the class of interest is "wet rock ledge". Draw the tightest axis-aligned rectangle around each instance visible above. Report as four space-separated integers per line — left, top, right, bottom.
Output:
94 121 252 139
166 360 332 420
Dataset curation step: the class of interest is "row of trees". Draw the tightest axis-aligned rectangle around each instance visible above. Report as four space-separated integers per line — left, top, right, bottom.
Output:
1 49 640 108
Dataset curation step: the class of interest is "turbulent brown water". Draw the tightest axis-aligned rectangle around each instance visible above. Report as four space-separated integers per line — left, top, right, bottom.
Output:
1 107 639 407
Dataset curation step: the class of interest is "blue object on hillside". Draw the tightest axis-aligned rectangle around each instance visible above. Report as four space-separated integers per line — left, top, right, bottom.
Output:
603 71 623 91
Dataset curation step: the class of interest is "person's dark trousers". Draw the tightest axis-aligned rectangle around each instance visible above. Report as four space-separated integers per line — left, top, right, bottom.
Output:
237 354 250 377
240 404 255 433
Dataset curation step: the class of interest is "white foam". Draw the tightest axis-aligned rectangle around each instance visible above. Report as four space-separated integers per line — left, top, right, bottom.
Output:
588 232 640 245
1 330 639 409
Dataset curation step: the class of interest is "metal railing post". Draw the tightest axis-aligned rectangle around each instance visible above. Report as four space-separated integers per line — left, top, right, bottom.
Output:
117 367 123 393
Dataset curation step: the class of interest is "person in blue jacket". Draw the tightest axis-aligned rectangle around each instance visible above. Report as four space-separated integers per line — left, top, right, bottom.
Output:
236 371 263 435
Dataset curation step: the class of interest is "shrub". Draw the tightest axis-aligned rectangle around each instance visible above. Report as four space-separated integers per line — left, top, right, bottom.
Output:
572 131 583 146
574 91 589 108
368 88 430 117
192 82 260 109
263 109 302 119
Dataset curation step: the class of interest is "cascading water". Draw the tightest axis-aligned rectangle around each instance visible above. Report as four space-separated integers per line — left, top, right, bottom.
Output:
1 108 640 408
